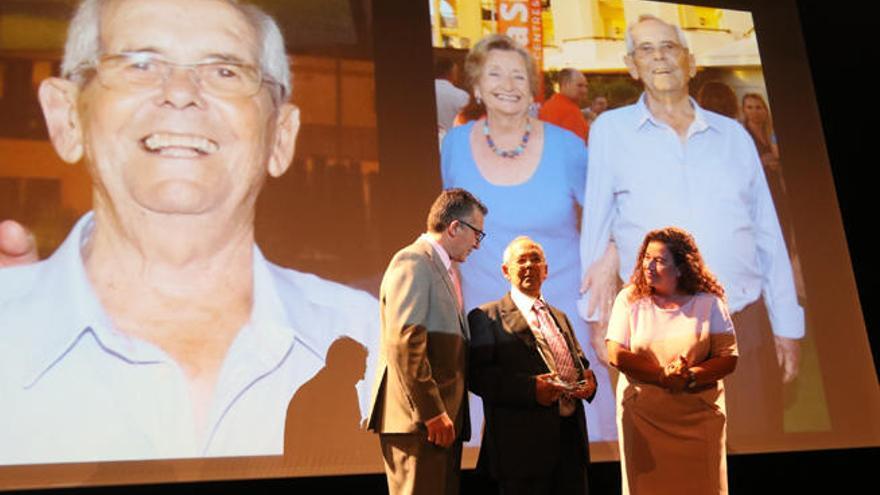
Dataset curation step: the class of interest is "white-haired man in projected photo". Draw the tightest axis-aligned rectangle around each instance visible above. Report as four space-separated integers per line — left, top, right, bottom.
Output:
0 0 377 465
579 14 803 445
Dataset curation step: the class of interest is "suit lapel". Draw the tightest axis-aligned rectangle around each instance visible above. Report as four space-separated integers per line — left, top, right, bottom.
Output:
499 293 537 349
417 239 468 339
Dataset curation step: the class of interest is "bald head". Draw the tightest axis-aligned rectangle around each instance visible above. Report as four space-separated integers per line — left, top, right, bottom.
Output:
502 236 548 297
558 68 587 103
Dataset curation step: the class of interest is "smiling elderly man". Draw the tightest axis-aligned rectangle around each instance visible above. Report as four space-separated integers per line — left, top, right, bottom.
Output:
579 15 804 446
0 0 377 465
469 236 596 494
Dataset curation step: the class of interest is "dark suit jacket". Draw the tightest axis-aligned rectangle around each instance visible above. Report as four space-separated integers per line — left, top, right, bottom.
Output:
367 238 470 441
468 293 591 480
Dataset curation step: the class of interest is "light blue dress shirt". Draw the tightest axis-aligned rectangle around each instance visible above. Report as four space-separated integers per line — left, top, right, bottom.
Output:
579 94 804 339
0 213 379 465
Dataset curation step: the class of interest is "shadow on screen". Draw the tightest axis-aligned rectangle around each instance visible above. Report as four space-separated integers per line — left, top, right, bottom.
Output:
283 336 378 466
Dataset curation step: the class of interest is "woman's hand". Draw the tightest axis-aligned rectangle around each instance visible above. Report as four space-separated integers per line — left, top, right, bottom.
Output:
660 355 690 393
664 355 688 375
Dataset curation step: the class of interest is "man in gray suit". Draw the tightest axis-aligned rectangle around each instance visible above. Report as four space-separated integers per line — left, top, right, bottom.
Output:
368 188 487 495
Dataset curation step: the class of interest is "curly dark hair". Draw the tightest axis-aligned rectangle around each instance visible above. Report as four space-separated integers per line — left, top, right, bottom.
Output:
627 226 725 302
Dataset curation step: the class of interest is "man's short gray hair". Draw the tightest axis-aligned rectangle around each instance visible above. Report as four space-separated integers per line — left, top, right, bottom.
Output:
502 236 545 265
624 15 689 54
60 0 291 100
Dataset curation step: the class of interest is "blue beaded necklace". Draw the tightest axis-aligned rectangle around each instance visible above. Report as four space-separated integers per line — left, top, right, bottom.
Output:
483 118 531 159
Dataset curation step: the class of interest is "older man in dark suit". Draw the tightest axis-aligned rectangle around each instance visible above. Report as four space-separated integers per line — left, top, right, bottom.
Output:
368 188 487 495
468 236 596 494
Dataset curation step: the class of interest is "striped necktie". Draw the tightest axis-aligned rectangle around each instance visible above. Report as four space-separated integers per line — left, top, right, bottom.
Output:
532 299 578 383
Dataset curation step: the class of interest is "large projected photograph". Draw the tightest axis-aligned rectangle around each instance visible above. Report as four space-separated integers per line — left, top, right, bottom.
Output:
0 0 877 492
0 0 385 489
432 1 830 460
427 0 877 463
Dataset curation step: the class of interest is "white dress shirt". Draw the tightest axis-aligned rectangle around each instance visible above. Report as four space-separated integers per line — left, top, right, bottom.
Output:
0 213 379 465
579 94 804 338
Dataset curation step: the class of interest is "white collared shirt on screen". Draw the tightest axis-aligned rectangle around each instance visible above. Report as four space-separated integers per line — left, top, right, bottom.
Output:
578 94 804 338
0 213 379 465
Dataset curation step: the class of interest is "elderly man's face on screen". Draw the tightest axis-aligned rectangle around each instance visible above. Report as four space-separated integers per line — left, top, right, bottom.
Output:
624 19 696 94
39 0 299 220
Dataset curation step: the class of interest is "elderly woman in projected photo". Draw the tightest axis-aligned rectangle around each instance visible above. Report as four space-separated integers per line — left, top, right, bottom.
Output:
0 0 378 466
606 227 738 495
439 33 617 441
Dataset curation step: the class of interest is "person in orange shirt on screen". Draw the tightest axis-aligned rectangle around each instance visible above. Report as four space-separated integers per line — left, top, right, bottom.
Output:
539 68 590 144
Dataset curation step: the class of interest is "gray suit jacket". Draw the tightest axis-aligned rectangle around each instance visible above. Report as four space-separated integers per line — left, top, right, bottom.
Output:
367 238 470 440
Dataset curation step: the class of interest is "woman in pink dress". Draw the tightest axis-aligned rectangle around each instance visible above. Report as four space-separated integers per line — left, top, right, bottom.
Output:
606 227 738 495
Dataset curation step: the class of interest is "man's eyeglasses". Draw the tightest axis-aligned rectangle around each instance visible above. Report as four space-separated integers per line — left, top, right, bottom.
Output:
632 41 684 59
458 219 486 243
80 52 279 99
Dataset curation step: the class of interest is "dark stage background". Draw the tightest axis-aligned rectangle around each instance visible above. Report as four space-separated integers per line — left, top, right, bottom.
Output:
4 0 879 493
